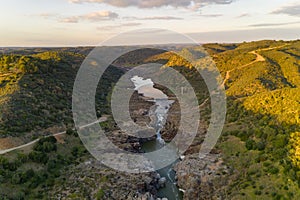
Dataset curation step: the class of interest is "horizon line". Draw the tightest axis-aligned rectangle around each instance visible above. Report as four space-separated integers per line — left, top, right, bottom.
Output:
0 38 299 48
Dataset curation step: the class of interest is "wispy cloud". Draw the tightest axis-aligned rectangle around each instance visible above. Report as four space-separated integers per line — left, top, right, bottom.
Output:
31 13 59 20
188 27 300 43
97 22 142 31
248 21 300 27
37 13 58 19
69 0 234 9
123 16 183 21
141 16 183 20
59 11 118 23
59 16 79 23
198 14 223 17
271 4 300 17
84 11 118 21
236 13 250 18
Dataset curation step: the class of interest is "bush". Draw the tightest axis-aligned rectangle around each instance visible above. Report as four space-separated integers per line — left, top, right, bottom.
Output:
245 139 256 150
254 190 262 195
66 128 78 137
256 141 266 151
71 146 87 158
29 151 49 164
268 166 279 174
96 189 105 200
33 136 57 153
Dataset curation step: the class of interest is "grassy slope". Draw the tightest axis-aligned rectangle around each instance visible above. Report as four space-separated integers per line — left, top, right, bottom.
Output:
204 40 300 199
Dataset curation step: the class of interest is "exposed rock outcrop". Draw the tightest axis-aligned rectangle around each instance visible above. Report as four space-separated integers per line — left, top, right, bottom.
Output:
174 154 230 200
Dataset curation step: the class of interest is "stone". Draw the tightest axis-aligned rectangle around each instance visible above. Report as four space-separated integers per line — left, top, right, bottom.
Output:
148 195 155 200
155 173 161 180
158 177 167 188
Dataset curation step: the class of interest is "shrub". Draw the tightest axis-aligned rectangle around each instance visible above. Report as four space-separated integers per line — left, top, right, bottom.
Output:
245 139 256 150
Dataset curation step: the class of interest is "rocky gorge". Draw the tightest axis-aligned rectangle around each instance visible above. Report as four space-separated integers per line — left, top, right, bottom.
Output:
127 76 230 200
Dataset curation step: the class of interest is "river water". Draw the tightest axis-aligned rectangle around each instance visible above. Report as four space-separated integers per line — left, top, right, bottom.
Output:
131 76 183 200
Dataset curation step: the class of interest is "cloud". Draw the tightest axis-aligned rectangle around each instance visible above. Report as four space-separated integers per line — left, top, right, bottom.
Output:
122 22 142 26
236 13 250 18
69 0 234 9
59 11 118 23
271 4 300 17
188 28 300 43
84 11 118 21
123 16 183 20
198 14 223 17
97 22 142 31
249 21 300 27
141 16 183 20
60 16 79 23
37 13 58 19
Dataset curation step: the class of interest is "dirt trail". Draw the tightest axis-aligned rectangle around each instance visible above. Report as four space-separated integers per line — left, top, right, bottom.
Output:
0 73 13 77
0 117 108 155
220 44 288 88
0 44 289 155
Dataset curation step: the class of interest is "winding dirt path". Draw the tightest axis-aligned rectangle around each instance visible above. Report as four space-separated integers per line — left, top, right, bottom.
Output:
220 44 288 88
0 117 108 155
0 44 289 155
0 73 13 77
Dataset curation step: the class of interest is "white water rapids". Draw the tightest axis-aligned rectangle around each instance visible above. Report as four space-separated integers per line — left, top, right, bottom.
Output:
131 75 182 200
131 75 174 145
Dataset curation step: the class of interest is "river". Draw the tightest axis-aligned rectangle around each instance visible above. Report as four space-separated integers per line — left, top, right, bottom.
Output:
131 76 183 200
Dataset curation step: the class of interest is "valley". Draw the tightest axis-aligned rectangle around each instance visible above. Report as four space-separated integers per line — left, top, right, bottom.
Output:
0 40 299 199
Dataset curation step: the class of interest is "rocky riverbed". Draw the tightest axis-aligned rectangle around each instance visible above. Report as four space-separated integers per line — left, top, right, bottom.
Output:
49 74 228 199
174 153 231 200
128 77 231 200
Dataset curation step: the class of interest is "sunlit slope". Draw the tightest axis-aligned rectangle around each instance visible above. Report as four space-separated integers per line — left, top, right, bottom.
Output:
0 51 123 137
205 40 300 126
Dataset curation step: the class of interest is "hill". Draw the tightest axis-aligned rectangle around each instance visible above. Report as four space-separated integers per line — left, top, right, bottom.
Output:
0 40 299 199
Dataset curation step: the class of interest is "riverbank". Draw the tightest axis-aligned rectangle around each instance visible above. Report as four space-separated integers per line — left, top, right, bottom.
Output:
131 75 183 200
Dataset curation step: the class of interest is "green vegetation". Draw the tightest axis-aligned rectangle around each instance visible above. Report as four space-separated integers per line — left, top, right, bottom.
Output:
207 40 300 199
136 40 300 198
0 50 123 136
289 132 300 169
0 52 83 136
0 40 299 199
0 132 89 199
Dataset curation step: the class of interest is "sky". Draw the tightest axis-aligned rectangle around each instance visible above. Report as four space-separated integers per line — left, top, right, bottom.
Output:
0 0 300 46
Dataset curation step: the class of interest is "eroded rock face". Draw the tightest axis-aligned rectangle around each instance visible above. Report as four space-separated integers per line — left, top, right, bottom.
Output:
48 91 163 199
50 159 162 199
174 154 230 200
160 97 180 142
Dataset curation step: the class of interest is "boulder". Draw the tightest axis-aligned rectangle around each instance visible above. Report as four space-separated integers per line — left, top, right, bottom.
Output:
158 177 167 188
154 173 161 180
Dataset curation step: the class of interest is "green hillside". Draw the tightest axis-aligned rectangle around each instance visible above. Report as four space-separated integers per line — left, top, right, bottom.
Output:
0 40 299 199
204 40 300 199
0 50 123 138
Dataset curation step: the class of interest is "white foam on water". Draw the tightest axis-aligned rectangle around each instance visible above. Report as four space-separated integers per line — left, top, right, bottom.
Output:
131 76 174 144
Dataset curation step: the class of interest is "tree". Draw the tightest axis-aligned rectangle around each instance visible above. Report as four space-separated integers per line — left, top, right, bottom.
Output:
33 136 57 153
29 151 49 164
256 141 266 151
288 132 300 168
245 139 256 150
